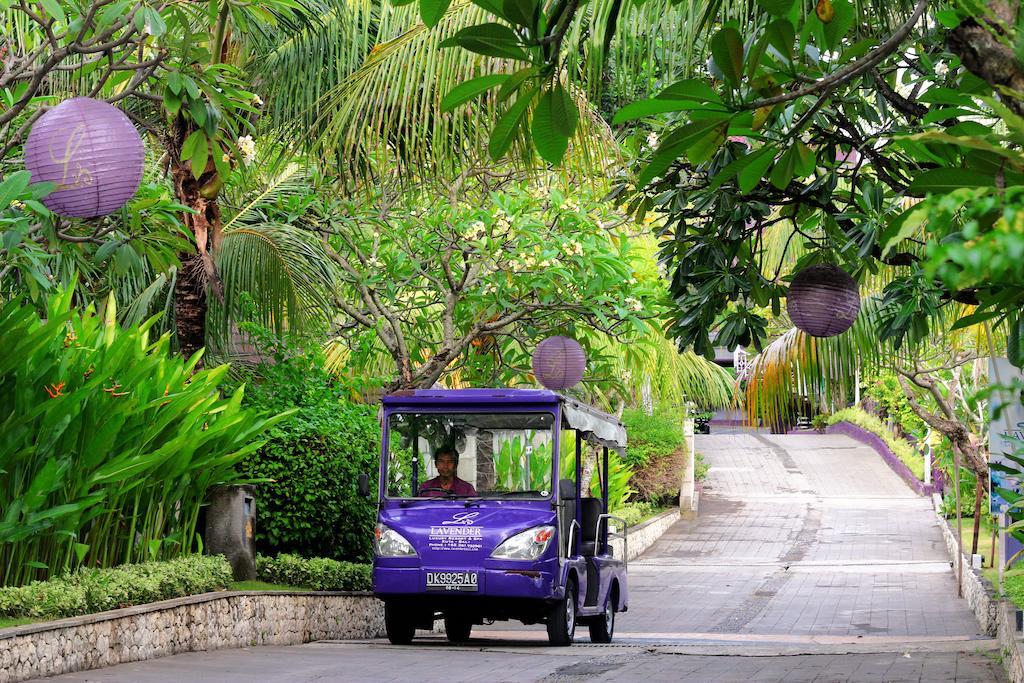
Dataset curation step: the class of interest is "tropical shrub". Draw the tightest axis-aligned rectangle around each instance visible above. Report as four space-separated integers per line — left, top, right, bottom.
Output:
0 289 284 586
236 332 379 563
622 410 689 504
612 502 663 528
0 555 232 621
256 554 371 592
621 409 684 469
863 373 926 438
827 408 925 480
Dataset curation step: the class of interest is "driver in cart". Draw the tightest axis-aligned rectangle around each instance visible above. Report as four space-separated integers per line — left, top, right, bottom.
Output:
418 448 477 497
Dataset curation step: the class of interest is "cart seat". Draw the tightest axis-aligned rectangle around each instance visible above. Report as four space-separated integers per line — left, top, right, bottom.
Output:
580 497 602 556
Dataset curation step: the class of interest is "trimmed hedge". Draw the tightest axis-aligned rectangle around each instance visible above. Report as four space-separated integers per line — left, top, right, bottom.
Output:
0 555 232 621
827 407 925 479
256 554 371 592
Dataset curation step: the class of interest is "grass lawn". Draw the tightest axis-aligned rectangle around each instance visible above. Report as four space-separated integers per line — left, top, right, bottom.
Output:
955 517 998 569
229 580 310 592
0 616 36 630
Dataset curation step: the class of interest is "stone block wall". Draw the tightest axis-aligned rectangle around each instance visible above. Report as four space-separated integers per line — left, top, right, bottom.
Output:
0 591 384 683
610 508 678 562
935 514 999 636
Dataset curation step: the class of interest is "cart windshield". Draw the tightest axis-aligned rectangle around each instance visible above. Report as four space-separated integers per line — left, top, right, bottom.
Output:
385 412 556 499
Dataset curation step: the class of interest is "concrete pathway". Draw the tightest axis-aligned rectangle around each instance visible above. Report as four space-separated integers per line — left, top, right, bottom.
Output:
42 431 1005 682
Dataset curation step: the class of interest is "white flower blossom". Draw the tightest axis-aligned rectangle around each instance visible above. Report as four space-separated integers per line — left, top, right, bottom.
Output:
646 132 659 148
237 135 257 164
625 297 644 312
935 62 950 77
252 94 264 106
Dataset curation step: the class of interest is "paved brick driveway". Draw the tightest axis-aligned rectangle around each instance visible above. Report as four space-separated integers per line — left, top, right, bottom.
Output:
44 430 1005 682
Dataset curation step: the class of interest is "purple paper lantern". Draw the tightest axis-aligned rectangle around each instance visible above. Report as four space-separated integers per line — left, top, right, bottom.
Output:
532 336 587 390
24 97 144 218
787 264 861 338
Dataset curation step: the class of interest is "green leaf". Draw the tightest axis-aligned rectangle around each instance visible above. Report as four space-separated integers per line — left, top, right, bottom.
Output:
906 169 995 196
0 170 31 207
1010 312 1024 369
532 89 569 165
769 146 796 189
657 78 723 104
181 129 206 163
441 74 508 112
502 0 536 28
191 135 210 181
757 0 793 17
499 67 536 101
440 23 529 61
739 147 777 192
950 308 1003 331
766 19 795 63
489 86 536 161
708 146 773 191
420 0 453 27
794 141 816 176
822 0 853 51
549 83 577 137
711 28 744 88
612 98 707 124
637 115 732 186
166 72 183 96
39 0 65 25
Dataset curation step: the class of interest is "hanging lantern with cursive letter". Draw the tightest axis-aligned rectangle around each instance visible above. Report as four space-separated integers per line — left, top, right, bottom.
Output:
24 97 144 218
532 336 587 390
786 264 861 338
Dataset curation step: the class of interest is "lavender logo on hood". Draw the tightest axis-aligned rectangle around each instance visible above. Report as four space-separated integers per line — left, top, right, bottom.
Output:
441 512 480 526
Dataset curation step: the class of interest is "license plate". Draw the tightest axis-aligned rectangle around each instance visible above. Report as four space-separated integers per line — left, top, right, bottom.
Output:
426 570 478 592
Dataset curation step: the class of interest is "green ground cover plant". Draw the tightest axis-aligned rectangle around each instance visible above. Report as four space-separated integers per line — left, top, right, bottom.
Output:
0 289 287 587
613 502 664 528
0 555 232 621
827 408 925 480
256 554 371 592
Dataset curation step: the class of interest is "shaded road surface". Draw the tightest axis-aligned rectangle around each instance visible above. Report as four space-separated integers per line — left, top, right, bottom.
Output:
44 431 1004 682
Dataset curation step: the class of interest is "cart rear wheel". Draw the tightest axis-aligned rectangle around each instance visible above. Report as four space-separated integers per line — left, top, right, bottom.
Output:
385 602 416 645
444 615 473 642
588 592 615 643
547 581 577 646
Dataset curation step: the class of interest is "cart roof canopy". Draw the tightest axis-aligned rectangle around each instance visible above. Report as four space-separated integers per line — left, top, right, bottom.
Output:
382 389 627 451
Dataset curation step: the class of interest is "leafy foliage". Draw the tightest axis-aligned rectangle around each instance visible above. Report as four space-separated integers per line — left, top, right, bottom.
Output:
0 555 232 621
256 553 371 591
235 329 379 563
0 288 283 586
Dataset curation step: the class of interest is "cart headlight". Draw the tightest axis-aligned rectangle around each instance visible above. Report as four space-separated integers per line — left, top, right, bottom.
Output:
374 524 417 557
491 525 555 561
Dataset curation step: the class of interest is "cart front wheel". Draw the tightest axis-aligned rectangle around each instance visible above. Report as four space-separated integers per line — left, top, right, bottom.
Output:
385 602 416 645
547 581 577 646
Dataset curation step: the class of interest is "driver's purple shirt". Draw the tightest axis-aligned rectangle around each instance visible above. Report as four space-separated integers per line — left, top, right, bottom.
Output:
419 476 477 497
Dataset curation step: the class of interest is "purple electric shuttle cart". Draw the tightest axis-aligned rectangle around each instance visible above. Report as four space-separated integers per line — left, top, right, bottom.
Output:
370 388 629 646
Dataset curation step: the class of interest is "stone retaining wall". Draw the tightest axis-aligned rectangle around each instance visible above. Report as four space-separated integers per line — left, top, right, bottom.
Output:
610 507 679 561
935 512 998 636
0 511 679 682
0 591 383 683
1000 603 1024 683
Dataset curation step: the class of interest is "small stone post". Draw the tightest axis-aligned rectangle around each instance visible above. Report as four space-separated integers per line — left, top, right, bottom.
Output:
205 485 257 581
680 403 698 520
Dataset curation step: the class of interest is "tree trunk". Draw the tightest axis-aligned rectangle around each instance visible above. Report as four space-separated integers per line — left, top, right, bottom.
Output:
972 475 984 556
169 118 224 360
948 0 1024 116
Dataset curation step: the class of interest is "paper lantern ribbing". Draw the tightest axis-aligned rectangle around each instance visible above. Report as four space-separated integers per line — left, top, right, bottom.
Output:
24 98 144 218
532 336 587 390
787 264 861 338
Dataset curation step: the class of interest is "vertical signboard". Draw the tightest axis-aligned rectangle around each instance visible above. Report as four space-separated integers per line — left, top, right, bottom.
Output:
990 358 1024 514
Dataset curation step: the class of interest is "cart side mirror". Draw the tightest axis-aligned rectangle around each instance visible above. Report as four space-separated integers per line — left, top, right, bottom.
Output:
357 473 371 498
558 478 576 501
